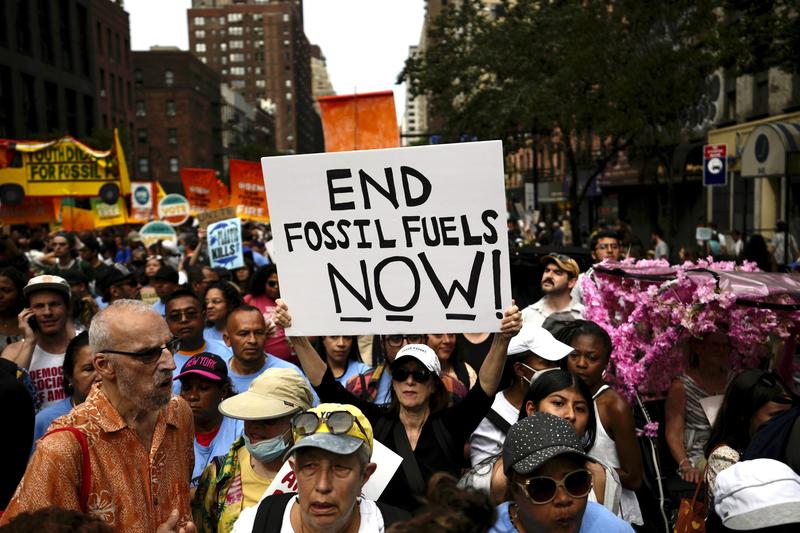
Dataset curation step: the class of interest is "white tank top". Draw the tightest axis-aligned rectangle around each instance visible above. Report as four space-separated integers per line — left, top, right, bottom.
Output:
589 385 643 525
28 344 66 411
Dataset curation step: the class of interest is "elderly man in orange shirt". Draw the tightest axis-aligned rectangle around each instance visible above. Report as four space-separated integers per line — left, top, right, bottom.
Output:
1 299 196 533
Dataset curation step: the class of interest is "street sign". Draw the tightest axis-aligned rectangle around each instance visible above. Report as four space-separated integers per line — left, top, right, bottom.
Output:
703 144 727 186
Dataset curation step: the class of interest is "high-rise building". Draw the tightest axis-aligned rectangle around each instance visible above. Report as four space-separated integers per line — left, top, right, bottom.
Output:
132 48 223 187
0 0 133 141
401 45 426 146
309 44 335 114
187 0 322 153
220 83 276 175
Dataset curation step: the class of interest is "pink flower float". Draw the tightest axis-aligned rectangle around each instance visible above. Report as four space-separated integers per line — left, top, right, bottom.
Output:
583 258 800 400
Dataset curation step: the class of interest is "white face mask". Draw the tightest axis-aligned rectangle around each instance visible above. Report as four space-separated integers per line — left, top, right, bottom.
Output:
519 363 558 386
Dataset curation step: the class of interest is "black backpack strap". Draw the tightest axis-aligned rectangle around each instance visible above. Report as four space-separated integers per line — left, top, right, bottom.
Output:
375 501 412 526
393 421 426 494
484 408 511 434
251 492 296 532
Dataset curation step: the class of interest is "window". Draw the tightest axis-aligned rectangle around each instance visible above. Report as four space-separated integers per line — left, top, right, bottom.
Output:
168 128 177 145
221 69 228 76
137 128 147 143
195 43 206 53
228 13 243 22
169 157 179 173
229 27 243 36
138 157 149 175
230 40 244 49
254 40 264 48
231 80 246 89
165 69 174 86
230 53 245 62
166 100 176 116
254 67 262 75
99 68 106 95
285 79 292 87
194 16 204 26
195 30 205 38
134 69 143 87
199 56 207 64
283 13 290 22
230 67 245 76
256 80 265 88
221 56 227 65
753 72 769 116
135 100 145 116
219 16 225 25
220 43 227 52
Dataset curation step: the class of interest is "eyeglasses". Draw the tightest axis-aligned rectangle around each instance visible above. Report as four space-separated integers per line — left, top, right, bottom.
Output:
596 243 620 251
548 253 574 262
146 255 163 261
391 367 432 383
292 410 369 441
166 309 200 322
100 336 181 364
266 280 279 288
385 334 425 347
515 469 593 504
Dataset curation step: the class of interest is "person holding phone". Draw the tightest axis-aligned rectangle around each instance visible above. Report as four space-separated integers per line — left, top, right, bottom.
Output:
1 275 75 411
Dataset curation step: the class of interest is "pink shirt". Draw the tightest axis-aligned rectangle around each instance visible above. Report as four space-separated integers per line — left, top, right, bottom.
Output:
243 294 297 365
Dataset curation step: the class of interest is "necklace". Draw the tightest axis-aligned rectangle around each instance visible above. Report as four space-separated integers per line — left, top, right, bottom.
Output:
510 503 523 532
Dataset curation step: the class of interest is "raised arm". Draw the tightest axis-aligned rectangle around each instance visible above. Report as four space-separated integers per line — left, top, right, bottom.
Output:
273 299 327 386
478 303 521 396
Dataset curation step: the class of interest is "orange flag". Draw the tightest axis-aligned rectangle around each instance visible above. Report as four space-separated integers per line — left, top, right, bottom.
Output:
318 91 400 152
180 168 218 214
230 159 269 222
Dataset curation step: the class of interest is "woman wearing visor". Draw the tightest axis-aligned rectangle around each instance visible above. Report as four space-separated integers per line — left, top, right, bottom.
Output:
273 299 522 511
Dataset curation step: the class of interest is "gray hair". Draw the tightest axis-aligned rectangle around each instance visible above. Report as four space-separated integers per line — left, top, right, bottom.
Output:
355 443 372 468
89 299 159 353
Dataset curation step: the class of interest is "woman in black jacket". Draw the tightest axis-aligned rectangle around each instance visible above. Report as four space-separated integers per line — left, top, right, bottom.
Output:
273 299 521 511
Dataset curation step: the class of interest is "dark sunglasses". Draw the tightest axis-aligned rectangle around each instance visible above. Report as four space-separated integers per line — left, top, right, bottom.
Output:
391 367 432 383
292 410 368 440
385 334 424 347
166 309 200 322
266 280 279 288
515 468 593 504
100 336 181 364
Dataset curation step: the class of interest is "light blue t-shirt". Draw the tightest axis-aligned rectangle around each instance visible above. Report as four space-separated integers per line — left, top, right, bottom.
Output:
203 326 226 345
33 397 73 442
335 360 371 386
191 415 243 487
374 369 393 405
489 501 634 533
152 300 166 317
227 353 320 404
172 339 234 395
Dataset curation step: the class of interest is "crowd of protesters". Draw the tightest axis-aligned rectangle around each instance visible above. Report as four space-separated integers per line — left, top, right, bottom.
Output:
0 218 797 533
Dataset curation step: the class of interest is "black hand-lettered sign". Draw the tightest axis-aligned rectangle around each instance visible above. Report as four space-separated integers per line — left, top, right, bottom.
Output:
261 141 511 335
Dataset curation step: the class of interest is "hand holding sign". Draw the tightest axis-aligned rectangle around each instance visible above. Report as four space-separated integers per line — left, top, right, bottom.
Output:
499 302 522 339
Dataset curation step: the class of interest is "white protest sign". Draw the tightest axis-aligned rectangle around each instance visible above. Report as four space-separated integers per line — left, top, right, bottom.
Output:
207 217 244 270
262 141 511 335
262 440 402 500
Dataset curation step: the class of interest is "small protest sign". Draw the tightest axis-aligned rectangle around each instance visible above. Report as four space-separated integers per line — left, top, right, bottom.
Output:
230 159 270 222
158 194 191 226
181 168 221 213
130 181 154 222
207 217 244 270
197 206 236 228
140 220 177 248
262 141 512 335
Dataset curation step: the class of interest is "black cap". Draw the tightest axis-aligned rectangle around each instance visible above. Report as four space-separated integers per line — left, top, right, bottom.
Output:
62 270 89 286
96 264 135 299
503 412 593 476
174 353 228 382
152 265 179 284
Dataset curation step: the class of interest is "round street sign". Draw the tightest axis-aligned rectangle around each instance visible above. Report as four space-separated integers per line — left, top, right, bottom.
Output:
158 193 191 226
707 157 723 174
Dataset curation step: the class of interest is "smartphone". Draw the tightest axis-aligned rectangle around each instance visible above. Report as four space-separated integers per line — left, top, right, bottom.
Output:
28 315 39 332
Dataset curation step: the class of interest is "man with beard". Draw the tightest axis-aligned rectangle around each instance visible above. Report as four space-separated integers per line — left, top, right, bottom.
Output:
1 275 75 410
1 300 197 533
522 255 583 328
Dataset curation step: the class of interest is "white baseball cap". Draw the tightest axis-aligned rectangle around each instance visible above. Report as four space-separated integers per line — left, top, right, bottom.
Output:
714 459 800 530
507 324 574 361
392 344 441 377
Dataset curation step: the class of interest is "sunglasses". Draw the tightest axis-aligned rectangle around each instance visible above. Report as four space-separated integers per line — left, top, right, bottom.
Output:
292 410 368 440
596 243 620 251
266 280 279 288
100 336 181 364
385 334 424 347
166 309 200 322
391 367 432 383
515 468 593 504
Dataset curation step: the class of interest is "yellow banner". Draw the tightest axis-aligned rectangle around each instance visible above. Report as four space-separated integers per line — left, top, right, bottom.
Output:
91 197 128 227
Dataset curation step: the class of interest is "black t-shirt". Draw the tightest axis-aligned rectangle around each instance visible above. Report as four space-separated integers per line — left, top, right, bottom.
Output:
314 369 493 511
456 333 495 370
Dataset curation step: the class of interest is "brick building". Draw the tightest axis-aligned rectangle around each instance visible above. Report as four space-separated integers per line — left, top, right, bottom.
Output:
0 0 133 142
132 48 223 187
187 0 322 153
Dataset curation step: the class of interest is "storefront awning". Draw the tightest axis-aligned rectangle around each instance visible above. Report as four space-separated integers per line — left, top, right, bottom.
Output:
740 121 800 178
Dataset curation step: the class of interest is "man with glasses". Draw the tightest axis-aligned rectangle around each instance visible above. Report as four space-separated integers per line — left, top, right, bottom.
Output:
165 289 232 392
241 403 410 532
345 334 425 405
572 230 622 306
96 264 140 308
522 254 583 328
1 299 197 533
490 412 631 532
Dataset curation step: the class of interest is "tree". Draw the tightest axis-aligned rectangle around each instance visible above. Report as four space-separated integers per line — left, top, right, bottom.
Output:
401 0 719 243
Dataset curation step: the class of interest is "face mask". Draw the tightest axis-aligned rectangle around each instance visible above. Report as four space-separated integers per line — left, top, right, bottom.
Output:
520 363 558 386
244 430 289 462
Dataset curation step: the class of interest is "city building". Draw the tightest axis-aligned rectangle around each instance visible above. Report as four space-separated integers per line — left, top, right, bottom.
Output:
220 83 276 175
187 0 322 153
309 44 335 114
0 0 133 142
400 45 426 147
132 48 223 188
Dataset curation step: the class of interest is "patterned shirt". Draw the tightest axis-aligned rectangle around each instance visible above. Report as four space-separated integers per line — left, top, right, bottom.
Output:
1 384 195 533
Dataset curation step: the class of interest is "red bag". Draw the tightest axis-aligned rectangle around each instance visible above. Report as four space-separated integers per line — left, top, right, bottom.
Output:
44 427 91 512
674 478 707 533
